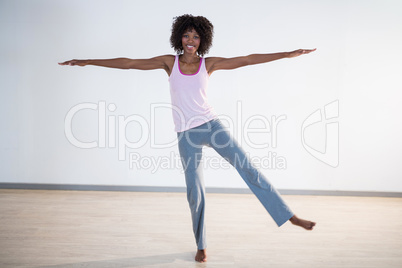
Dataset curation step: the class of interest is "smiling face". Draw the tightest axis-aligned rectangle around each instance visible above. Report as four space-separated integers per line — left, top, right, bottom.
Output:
181 29 201 54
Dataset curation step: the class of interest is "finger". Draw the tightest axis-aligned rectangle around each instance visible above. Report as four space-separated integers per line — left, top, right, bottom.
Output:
304 48 317 54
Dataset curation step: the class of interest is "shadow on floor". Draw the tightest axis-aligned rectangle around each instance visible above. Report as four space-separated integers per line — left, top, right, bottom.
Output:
38 252 197 268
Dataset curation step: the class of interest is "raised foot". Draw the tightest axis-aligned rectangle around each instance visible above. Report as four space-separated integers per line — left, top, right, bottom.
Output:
195 249 207 263
289 215 316 230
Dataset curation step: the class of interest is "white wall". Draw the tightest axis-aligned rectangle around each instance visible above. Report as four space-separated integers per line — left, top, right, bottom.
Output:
1 0 402 192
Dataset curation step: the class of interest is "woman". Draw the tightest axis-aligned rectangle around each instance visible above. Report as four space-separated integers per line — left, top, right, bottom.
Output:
59 14 316 263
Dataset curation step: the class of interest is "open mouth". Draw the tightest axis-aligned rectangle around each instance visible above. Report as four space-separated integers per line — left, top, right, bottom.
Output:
187 45 195 49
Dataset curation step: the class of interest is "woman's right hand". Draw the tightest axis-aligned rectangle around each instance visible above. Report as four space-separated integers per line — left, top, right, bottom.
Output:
58 59 88 66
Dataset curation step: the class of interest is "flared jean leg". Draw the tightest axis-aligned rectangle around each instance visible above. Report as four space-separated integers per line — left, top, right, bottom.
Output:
208 121 294 226
176 118 294 250
177 132 207 250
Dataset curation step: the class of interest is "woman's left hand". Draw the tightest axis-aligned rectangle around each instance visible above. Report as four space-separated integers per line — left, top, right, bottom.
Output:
287 48 317 58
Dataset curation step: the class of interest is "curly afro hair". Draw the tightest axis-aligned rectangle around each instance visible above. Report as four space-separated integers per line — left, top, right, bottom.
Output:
170 14 214 57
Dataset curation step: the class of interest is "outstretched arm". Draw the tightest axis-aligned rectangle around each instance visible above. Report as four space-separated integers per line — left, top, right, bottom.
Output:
58 55 174 75
206 48 316 75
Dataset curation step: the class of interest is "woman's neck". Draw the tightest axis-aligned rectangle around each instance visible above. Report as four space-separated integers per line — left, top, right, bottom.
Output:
180 52 200 64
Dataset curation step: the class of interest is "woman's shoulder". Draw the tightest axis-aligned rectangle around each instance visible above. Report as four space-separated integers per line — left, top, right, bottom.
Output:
204 56 224 65
160 54 176 67
204 56 223 74
155 54 175 62
155 54 176 76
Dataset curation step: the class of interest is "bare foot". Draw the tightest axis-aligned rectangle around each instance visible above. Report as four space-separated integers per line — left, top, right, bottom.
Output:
289 215 316 230
195 249 207 263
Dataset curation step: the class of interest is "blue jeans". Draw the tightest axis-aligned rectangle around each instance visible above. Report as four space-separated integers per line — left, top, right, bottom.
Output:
177 118 294 250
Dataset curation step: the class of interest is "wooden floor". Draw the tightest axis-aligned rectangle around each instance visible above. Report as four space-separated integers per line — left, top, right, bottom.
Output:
0 189 401 268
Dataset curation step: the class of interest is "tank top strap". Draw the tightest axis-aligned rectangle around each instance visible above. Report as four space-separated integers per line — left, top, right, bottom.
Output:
174 54 179 72
200 57 205 72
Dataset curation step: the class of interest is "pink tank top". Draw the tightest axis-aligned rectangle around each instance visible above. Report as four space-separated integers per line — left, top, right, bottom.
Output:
168 55 217 132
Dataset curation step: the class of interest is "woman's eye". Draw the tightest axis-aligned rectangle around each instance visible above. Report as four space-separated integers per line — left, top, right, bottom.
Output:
194 36 199 39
